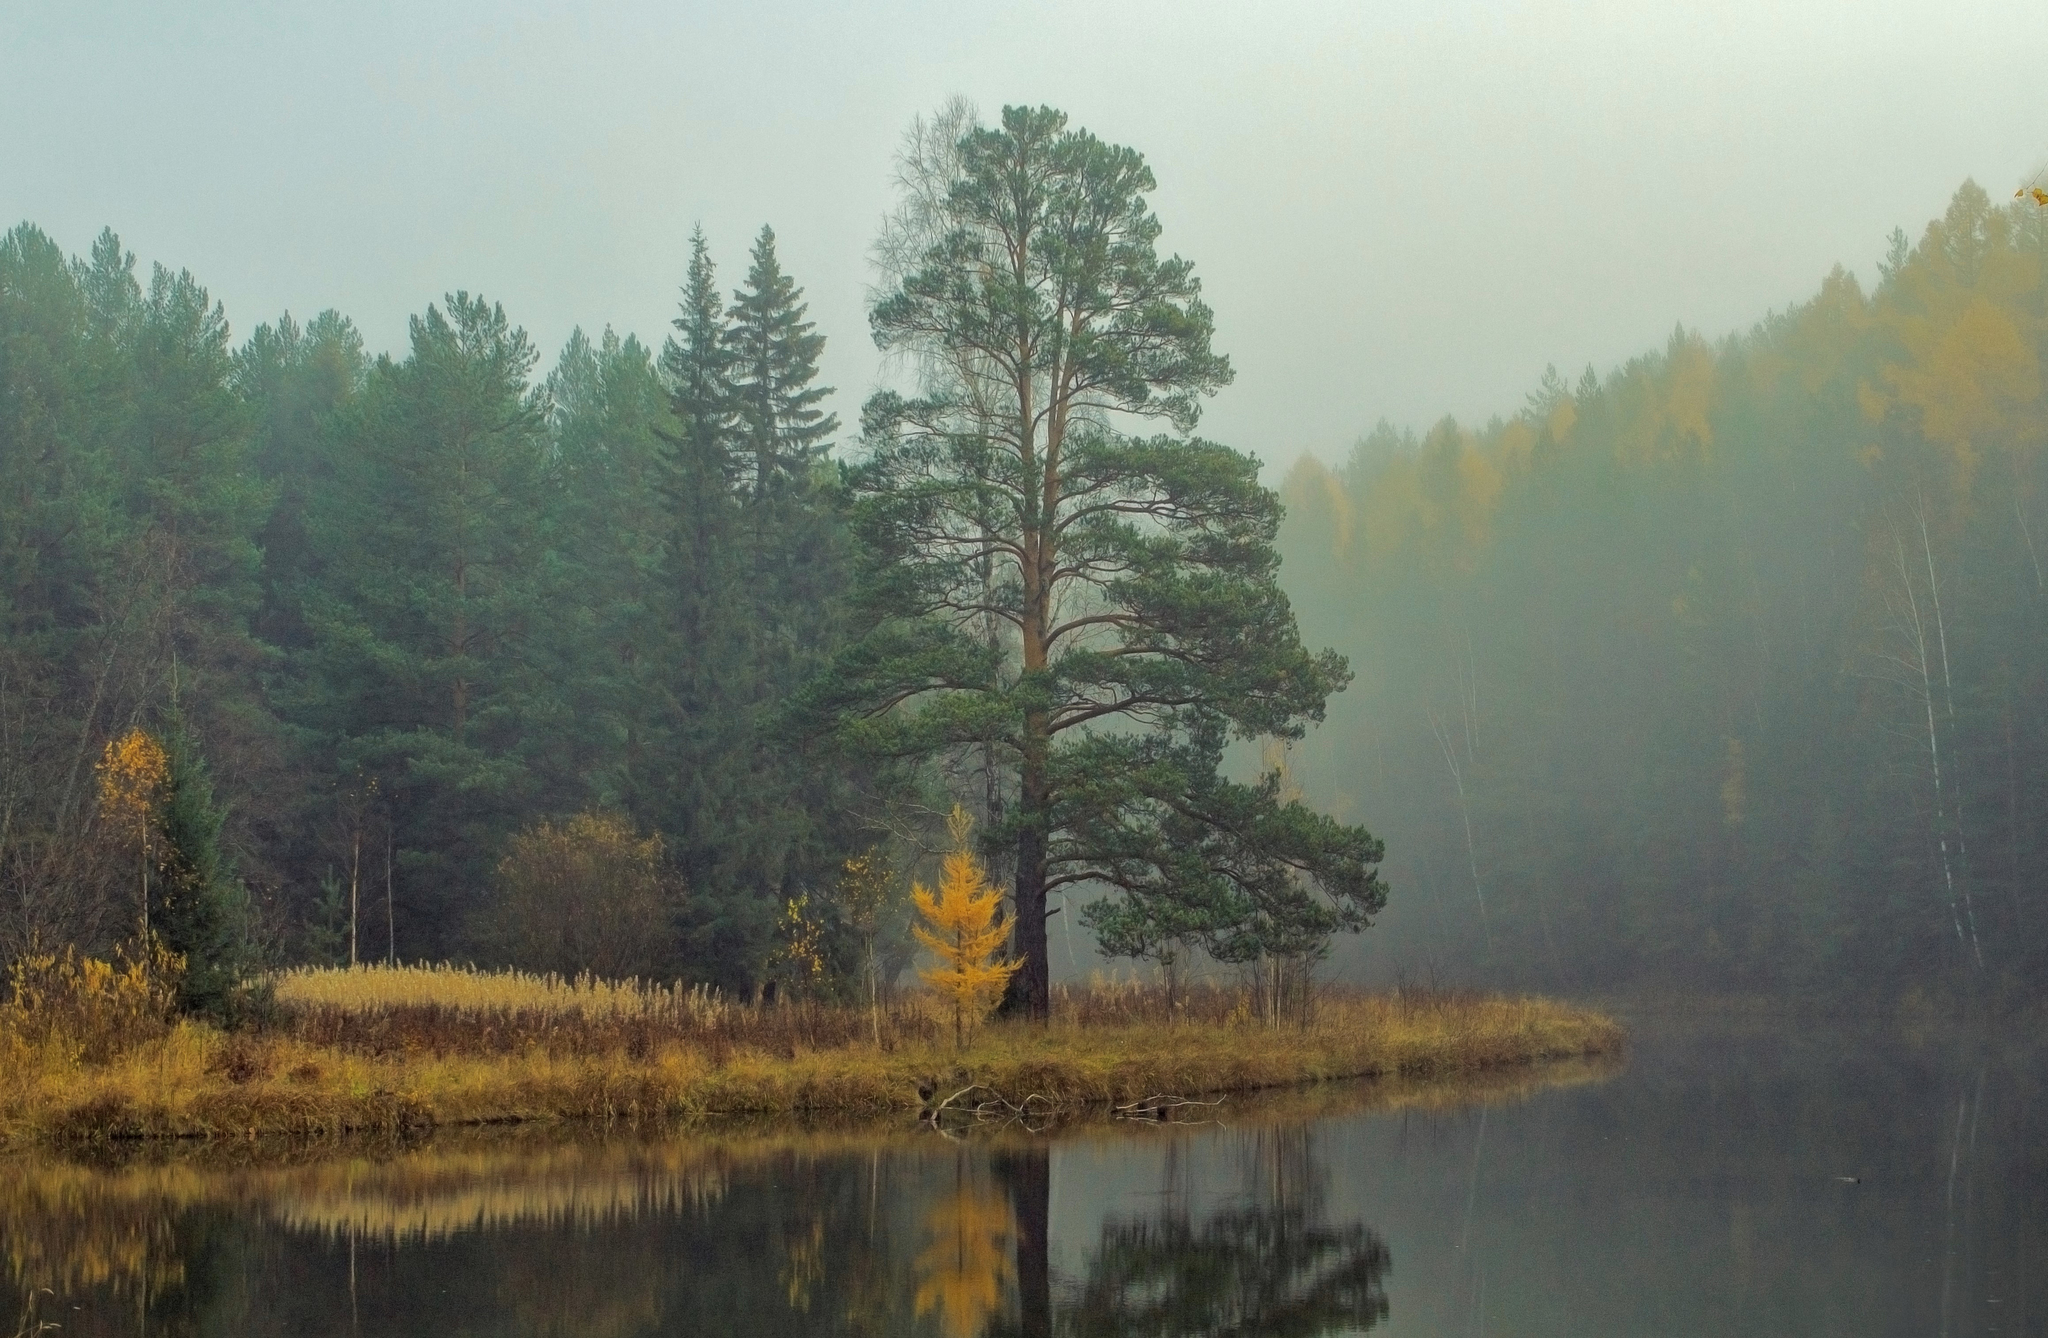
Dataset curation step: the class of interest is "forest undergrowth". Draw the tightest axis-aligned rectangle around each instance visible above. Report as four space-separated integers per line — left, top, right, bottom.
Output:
0 960 1620 1146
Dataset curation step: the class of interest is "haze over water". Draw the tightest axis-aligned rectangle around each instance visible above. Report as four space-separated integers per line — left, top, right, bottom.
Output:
6 7 2048 1334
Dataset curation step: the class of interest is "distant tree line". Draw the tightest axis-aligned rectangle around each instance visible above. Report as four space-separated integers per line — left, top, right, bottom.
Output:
1281 182 2048 1003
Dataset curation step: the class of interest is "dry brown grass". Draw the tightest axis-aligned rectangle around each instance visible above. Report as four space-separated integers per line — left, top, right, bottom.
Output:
0 962 1623 1146
271 963 944 1059
0 1063 1629 1311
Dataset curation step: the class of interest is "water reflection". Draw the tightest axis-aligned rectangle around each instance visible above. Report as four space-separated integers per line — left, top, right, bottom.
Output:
0 1093 1428 1338
915 1159 1016 1337
6 1030 2034 1336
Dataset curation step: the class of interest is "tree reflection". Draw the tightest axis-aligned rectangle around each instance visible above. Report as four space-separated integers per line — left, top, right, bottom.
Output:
1061 1207 1390 1337
2 1125 1395 1338
982 1129 1391 1338
914 1155 1019 1338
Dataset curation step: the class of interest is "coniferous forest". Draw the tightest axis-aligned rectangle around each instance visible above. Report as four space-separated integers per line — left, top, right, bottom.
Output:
0 106 1383 1016
0 218 881 991
4 102 2045 1006
1283 182 2048 1004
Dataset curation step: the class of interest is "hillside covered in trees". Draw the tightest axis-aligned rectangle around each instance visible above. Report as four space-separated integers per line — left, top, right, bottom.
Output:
1281 183 2048 1003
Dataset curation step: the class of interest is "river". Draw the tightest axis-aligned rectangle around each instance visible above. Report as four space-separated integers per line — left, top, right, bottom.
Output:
2 1013 2040 1335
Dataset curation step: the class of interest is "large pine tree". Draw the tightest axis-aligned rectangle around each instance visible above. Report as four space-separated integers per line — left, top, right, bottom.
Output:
803 106 1386 1017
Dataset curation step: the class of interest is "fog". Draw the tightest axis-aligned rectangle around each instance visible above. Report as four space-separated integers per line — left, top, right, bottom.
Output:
5 2 2048 1004
6 0 2043 465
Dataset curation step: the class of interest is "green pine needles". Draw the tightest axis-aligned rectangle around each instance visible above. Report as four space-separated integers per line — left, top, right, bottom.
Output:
798 104 1388 1018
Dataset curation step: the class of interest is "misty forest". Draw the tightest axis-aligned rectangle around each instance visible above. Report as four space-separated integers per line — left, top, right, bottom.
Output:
8 39 2048 1330
3 101 2046 1014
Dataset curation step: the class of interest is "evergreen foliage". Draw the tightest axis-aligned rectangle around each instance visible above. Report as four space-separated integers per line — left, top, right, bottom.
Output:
805 104 1385 1017
151 718 254 1017
8 144 2042 1010
289 292 553 958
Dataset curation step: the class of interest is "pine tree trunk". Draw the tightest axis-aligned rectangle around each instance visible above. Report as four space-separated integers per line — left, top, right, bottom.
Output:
1011 719 1051 1020
996 1146 1053 1338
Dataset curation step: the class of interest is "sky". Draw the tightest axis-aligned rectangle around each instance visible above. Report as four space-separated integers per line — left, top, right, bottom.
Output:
4 0 2045 471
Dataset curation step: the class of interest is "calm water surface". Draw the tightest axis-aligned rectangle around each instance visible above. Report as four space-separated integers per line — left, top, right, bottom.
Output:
2 1016 2041 1336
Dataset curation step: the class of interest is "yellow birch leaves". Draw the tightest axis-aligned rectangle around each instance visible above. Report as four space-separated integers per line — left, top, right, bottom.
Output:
912 807 1019 1044
97 727 169 937
96 728 168 842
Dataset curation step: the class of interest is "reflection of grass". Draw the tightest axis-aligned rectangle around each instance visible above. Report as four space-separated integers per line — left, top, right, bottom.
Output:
0 1048 1618 1307
1 977 1620 1145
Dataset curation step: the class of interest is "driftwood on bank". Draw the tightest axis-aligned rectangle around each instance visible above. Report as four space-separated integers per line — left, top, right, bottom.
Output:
914 1075 1225 1133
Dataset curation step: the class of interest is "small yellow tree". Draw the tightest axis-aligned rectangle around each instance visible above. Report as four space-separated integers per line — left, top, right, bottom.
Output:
770 892 830 996
912 807 1020 1049
96 728 169 939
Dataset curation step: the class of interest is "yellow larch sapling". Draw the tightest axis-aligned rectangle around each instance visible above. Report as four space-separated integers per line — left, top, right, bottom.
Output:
912 807 1020 1049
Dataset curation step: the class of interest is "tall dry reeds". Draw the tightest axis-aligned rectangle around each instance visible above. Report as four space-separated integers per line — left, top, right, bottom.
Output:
0 960 1621 1145
270 964 944 1059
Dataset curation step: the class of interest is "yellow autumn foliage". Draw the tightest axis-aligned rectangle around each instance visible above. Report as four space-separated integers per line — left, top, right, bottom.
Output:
0 940 181 1068
95 728 168 838
913 1175 1017 1338
911 807 1020 1046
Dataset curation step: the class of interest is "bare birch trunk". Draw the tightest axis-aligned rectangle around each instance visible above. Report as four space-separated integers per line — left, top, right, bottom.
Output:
1915 508 1984 970
1429 704 1492 957
385 825 395 966
349 823 360 969
1890 528 1972 962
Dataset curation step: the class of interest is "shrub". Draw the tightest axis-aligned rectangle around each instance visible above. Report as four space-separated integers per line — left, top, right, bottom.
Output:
480 813 677 979
0 939 182 1065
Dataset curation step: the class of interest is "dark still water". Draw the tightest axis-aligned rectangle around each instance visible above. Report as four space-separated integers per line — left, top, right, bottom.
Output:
3 1018 2042 1336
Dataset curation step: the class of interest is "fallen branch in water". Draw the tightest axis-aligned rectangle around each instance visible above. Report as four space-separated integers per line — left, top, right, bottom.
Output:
915 1081 1226 1132
1115 1094 1227 1123
927 1083 1057 1120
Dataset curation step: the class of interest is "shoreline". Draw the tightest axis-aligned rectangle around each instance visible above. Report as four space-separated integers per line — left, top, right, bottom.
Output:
2 991 1622 1147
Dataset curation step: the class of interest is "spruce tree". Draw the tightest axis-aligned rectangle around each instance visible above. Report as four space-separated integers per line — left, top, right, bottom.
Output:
640 229 873 989
152 717 254 1018
726 225 837 506
647 232 757 982
292 293 551 957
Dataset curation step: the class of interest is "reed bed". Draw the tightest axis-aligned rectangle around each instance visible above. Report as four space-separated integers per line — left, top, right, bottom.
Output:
273 963 687 1016
272 964 943 1058
1 961 1623 1146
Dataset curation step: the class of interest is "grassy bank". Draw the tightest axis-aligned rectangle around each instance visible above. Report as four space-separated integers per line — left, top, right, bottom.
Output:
0 964 1622 1145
